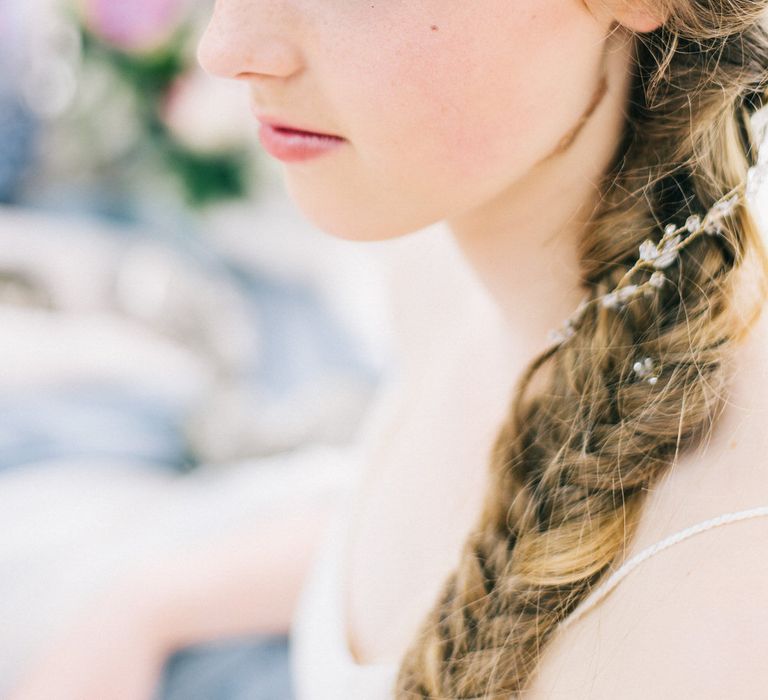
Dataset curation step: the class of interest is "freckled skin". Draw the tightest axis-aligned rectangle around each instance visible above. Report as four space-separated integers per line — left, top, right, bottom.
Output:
198 0 608 241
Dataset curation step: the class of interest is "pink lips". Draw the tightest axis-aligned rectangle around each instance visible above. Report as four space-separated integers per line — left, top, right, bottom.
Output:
255 117 346 163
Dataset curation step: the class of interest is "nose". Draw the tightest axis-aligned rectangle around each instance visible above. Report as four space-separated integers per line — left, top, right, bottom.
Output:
197 0 304 81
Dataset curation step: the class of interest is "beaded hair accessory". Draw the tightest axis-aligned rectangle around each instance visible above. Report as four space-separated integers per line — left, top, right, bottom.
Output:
546 106 768 387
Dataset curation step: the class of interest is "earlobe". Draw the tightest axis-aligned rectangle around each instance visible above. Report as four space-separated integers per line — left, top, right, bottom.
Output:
583 0 668 34
613 5 668 33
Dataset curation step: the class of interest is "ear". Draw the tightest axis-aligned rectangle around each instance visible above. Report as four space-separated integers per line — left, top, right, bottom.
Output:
614 1 669 33
585 0 669 34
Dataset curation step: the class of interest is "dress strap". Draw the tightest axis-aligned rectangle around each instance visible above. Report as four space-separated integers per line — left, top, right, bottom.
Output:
559 505 768 632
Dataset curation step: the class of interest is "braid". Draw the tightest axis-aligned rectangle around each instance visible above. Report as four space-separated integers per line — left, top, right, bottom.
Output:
394 3 768 697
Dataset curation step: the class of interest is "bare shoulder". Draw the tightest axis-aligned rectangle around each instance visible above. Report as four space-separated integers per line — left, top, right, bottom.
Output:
592 514 768 697
529 514 768 699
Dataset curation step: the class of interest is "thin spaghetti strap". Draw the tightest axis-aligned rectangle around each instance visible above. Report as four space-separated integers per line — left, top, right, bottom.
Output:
558 505 768 632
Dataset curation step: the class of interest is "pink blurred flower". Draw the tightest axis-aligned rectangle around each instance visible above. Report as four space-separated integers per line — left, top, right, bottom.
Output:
79 0 189 53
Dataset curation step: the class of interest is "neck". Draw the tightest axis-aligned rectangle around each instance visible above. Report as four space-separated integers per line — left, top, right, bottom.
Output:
446 32 634 360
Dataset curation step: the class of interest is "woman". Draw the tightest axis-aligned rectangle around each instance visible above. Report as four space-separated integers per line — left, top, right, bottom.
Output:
11 0 768 698
201 0 768 696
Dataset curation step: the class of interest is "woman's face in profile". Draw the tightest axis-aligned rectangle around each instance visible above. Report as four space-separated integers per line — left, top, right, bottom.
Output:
198 1 611 241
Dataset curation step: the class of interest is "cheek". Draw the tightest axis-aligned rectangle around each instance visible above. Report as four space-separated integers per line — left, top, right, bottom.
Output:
356 3 603 187
281 2 603 240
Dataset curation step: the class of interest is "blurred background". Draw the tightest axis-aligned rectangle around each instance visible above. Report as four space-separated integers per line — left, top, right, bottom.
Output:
0 0 424 697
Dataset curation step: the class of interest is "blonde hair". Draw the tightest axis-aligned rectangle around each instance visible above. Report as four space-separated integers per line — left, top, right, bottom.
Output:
394 2 768 697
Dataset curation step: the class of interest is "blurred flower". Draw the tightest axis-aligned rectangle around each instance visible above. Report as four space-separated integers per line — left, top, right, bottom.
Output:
21 13 82 120
160 69 255 154
30 0 255 207
77 0 189 54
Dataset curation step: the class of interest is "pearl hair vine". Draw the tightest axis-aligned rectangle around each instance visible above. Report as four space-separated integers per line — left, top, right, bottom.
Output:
632 356 660 385
545 186 741 347
546 106 768 368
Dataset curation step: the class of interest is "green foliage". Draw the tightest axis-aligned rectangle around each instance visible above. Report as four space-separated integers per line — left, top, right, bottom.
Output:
77 21 254 208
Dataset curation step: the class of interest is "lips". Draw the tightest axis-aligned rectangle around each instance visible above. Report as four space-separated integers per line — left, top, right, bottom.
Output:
254 113 343 140
254 114 346 163
273 125 321 137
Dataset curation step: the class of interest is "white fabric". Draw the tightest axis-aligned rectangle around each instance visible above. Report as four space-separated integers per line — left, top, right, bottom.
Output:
290 502 768 698
289 486 399 700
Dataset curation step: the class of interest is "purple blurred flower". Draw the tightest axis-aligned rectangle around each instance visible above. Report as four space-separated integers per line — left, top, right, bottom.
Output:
79 0 189 53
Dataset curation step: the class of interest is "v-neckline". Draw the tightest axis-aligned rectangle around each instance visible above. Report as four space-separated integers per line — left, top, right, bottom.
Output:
336 494 402 669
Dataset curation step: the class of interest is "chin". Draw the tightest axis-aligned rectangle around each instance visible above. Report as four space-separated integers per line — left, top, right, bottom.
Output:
284 181 428 243
316 219 416 243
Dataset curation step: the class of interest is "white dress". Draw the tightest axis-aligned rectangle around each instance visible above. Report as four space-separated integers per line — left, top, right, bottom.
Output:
289 482 400 700
289 495 768 699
